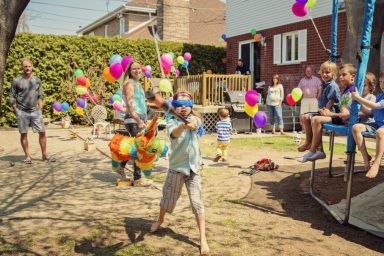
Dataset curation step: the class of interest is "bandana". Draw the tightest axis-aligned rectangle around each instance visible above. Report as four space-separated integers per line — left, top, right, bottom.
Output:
171 99 193 108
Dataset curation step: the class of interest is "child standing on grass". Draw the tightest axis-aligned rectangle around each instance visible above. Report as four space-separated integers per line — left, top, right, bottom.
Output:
214 108 232 162
352 71 384 178
150 91 209 256
299 63 356 162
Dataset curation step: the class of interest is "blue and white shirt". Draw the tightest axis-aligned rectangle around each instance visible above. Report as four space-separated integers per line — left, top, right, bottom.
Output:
372 92 384 127
216 118 232 142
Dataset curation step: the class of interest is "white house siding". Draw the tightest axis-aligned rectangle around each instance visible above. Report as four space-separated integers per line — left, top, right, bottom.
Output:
226 0 334 38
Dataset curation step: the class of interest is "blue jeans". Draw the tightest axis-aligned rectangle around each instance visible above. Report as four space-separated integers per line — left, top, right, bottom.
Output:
267 105 284 129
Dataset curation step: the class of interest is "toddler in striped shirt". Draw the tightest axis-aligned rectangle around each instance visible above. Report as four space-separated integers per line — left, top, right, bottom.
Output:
214 108 232 162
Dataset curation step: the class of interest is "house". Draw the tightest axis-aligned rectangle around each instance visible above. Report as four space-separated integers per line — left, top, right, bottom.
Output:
76 0 226 46
225 0 347 95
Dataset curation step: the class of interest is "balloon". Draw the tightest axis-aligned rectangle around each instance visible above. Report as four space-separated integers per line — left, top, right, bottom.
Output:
113 101 123 112
286 94 295 106
244 103 258 117
75 86 87 95
115 90 123 97
171 66 175 73
81 93 90 99
75 106 84 116
91 95 98 104
61 101 69 111
76 98 86 109
291 88 303 102
146 65 152 72
53 109 61 115
221 34 226 40
112 94 122 102
176 56 185 65
296 0 308 4
182 60 189 68
174 69 180 77
159 79 173 93
85 78 91 88
141 66 147 73
183 52 192 61
52 101 62 112
109 96 114 103
169 52 175 59
306 0 317 8
143 170 152 176
254 34 262 42
109 54 122 65
103 67 116 83
144 70 151 78
161 53 173 68
121 55 133 71
74 69 84 78
250 28 257 35
245 90 259 107
253 111 267 128
163 66 171 75
109 62 124 80
76 76 87 86
292 2 308 17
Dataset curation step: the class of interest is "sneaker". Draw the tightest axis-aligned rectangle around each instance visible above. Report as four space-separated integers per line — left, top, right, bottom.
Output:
297 151 316 163
133 178 152 187
222 158 227 162
213 154 221 162
308 151 326 161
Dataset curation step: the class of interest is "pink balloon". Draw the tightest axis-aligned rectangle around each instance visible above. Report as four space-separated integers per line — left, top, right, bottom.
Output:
292 2 308 17
113 101 123 112
245 91 258 107
174 69 180 77
109 62 123 80
184 52 192 61
161 53 173 69
121 55 133 71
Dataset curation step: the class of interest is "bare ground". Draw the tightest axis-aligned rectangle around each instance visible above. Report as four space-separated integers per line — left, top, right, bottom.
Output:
0 127 383 255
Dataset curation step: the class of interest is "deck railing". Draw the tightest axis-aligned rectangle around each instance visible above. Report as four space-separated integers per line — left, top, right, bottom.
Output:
174 74 252 106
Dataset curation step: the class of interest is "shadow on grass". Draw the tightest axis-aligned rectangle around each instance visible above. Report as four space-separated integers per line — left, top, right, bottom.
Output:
232 162 384 253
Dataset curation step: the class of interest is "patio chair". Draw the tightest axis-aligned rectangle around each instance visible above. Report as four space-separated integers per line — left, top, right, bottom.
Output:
91 105 111 139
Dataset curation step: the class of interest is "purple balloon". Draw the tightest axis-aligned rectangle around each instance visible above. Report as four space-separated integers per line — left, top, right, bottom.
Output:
109 96 114 103
253 111 267 128
121 55 133 71
292 2 308 17
144 70 151 78
52 101 62 112
109 62 124 80
296 0 308 5
76 98 86 109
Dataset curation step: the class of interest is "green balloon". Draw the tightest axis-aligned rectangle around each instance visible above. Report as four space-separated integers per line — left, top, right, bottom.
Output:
250 28 257 35
169 52 175 59
74 69 84 78
306 0 317 8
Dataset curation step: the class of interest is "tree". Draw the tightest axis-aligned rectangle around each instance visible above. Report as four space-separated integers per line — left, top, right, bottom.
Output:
342 0 384 76
0 0 30 115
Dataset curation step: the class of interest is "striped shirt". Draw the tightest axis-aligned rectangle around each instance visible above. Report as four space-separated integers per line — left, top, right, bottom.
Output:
216 119 232 142
298 76 322 98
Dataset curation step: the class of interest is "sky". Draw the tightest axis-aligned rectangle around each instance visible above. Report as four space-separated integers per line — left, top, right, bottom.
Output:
23 0 226 35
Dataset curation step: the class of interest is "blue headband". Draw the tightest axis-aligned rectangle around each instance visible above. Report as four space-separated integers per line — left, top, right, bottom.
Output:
171 99 193 108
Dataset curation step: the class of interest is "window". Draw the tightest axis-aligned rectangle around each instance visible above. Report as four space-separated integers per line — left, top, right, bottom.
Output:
119 15 125 36
274 29 307 65
104 25 108 37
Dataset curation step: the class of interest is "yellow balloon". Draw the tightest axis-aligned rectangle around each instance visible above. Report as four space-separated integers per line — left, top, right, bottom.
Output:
244 103 258 117
291 88 303 102
159 79 173 93
75 106 84 116
85 78 91 88
53 110 61 115
75 86 87 95
306 0 317 8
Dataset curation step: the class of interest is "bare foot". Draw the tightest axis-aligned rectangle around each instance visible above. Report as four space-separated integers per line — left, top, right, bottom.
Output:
200 241 209 256
297 143 311 152
150 220 163 233
366 163 380 178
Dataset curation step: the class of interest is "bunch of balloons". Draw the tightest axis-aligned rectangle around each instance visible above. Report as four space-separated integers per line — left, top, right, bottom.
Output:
103 54 133 83
141 65 152 78
109 90 126 117
52 101 70 115
74 68 91 97
160 51 190 77
244 90 268 128
176 52 191 69
292 0 317 17
286 88 303 106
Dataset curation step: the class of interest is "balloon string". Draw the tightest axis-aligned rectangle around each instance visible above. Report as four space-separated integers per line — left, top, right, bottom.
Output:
308 15 327 51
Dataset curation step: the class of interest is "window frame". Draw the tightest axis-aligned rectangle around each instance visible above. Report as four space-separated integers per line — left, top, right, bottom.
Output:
282 31 300 64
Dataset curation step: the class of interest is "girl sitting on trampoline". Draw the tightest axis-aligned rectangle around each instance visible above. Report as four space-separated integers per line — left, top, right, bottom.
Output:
352 70 384 178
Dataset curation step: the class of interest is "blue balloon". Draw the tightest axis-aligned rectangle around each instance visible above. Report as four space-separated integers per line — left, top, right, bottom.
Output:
182 60 189 68
61 101 70 111
221 34 226 40
115 89 123 97
109 54 122 65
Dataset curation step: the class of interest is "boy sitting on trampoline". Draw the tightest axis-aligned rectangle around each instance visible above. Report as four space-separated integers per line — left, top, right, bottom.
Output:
352 70 384 178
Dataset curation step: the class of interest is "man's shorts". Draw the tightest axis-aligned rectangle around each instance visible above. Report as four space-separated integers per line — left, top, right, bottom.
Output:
300 98 319 115
363 122 384 135
16 109 45 134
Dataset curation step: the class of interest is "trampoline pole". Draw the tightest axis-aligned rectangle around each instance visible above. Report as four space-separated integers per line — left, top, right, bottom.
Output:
344 152 355 224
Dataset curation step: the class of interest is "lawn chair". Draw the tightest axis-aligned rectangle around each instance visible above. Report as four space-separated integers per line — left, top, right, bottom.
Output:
91 105 111 139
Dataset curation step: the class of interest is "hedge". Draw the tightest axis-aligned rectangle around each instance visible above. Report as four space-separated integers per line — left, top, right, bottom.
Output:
1 33 226 127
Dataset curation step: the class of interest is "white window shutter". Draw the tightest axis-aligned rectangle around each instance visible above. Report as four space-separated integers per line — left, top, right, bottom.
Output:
273 34 281 64
298 29 307 62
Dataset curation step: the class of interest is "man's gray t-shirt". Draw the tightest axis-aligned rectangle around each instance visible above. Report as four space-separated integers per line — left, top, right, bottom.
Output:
9 76 43 112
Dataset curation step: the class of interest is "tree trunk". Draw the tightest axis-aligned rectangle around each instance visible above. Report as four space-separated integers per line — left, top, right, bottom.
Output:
342 0 384 77
0 0 30 116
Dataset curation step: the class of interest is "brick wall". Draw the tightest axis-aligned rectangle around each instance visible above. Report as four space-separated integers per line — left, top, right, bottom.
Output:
157 0 190 42
128 13 150 31
226 12 347 97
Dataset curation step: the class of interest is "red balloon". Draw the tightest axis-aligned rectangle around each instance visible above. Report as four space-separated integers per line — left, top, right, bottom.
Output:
77 76 87 86
286 94 295 106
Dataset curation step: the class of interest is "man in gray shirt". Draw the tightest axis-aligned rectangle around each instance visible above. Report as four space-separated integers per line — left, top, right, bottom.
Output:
9 59 55 163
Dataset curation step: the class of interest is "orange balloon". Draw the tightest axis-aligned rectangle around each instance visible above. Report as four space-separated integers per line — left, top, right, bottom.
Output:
254 34 262 42
85 78 91 88
103 67 116 83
